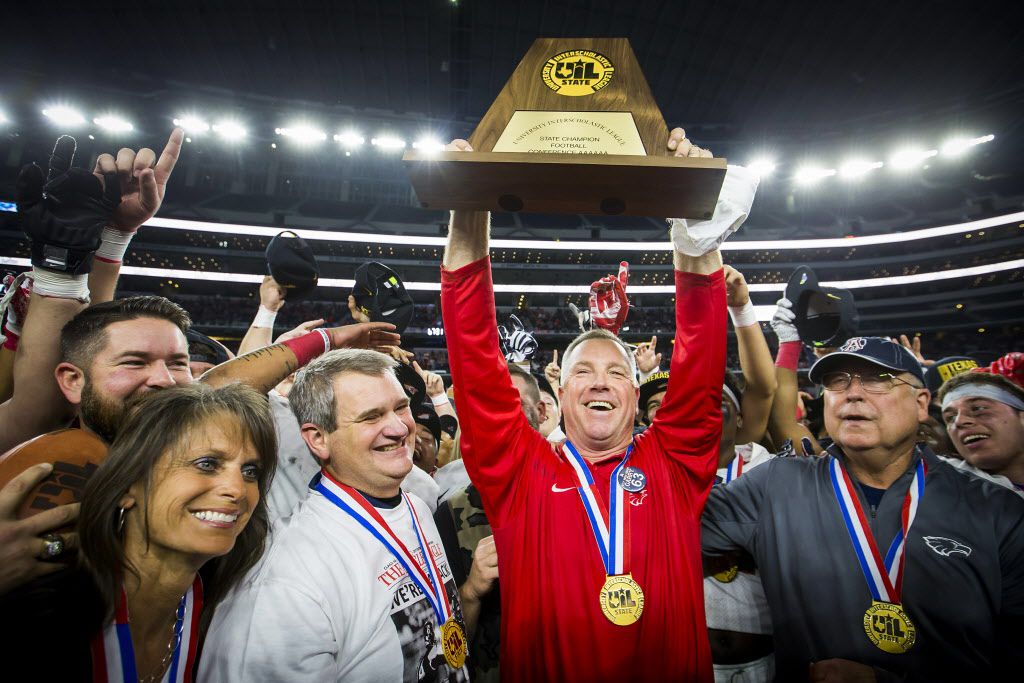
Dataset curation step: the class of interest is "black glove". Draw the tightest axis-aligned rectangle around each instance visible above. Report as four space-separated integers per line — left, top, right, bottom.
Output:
498 314 538 363
16 136 120 275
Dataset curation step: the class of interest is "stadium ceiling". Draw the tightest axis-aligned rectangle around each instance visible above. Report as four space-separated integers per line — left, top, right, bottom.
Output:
2 1 1023 143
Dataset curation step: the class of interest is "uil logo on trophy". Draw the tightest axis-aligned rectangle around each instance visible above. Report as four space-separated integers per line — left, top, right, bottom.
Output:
542 50 615 96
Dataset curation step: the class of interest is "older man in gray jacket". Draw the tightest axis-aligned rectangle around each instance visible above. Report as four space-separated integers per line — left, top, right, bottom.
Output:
702 337 1024 682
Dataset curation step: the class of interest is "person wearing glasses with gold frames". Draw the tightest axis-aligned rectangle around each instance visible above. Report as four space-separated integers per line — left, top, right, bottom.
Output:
701 336 1024 682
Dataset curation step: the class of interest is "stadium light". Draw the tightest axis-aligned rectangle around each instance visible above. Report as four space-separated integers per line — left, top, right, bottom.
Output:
334 131 365 148
794 165 836 186
889 147 937 170
173 115 210 134
0 109 8 125
42 105 86 127
941 134 995 157
212 120 247 141
746 158 776 178
839 159 884 180
93 114 134 133
371 135 406 151
275 123 327 145
412 137 445 153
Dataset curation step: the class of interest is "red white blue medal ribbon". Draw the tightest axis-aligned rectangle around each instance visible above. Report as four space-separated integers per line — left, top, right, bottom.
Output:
829 457 926 602
314 470 453 626
563 441 633 575
90 576 203 683
724 454 744 483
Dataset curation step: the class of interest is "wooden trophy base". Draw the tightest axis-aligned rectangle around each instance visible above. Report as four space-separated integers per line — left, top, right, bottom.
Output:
404 150 725 218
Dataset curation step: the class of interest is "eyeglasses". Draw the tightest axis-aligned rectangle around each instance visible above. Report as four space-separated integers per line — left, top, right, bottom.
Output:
821 371 919 394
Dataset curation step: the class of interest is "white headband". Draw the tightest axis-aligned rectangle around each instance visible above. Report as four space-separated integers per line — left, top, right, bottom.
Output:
722 385 740 411
940 383 1024 412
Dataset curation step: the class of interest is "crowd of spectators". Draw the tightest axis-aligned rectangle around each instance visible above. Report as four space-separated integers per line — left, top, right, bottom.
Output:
0 127 1021 683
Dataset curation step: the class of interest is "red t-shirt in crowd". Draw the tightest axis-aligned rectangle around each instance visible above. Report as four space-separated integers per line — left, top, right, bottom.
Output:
441 257 725 682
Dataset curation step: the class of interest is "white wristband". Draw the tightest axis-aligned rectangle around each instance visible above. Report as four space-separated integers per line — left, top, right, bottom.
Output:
30 267 89 302
316 328 331 353
728 300 758 328
94 226 135 263
431 394 450 407
638 365 658 383
252 305 278 329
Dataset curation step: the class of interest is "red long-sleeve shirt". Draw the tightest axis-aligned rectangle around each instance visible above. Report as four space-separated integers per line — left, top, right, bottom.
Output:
441 256 725 682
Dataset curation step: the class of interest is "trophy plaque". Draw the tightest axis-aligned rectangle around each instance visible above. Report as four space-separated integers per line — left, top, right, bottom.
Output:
404 37 727 219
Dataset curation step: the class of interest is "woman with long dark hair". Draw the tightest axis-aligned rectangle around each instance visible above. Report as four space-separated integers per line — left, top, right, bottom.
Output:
5 382 277 681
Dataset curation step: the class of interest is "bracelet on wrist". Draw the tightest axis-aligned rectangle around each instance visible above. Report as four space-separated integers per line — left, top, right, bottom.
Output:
728 300 758 328
252 305 278 329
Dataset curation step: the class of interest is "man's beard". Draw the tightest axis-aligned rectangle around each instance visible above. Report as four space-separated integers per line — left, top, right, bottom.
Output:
79 380 126 444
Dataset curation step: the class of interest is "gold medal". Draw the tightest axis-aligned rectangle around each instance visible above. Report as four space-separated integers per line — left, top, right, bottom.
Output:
599 574 645 626
440 618 467 669
712 565 739 583
863 601 916 654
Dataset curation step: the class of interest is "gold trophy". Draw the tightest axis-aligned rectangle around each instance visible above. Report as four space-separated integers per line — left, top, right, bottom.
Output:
404 38 726 219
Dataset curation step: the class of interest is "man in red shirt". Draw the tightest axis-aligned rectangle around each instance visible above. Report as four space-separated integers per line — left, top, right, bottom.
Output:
440 130 759 682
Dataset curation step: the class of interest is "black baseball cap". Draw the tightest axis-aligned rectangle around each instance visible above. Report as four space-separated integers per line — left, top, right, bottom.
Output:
786 265 859 348
395 362 427 409
351 261 415 334
924 356 979 394
638 371 670 418
809 336 925 385
412 403 442 447
186 329 231 367
265 231 319 300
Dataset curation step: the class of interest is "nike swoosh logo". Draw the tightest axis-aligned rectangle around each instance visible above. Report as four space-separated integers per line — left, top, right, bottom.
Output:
551 484 576 493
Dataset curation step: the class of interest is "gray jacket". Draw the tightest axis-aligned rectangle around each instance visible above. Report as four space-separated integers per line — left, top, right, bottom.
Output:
702 445 1024 681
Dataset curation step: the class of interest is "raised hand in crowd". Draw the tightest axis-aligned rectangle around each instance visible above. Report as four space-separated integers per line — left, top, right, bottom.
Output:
381 344 414 365
275 318 325 344
459 534 499 641
0 463 79 596
89 128 184 303
634 335 662 379
203 321 400 394
347 294 371 323
588 262 630 334
97 128 183 233
414 359 456 420
544 349 561 389
767 296 821 455
0 135 122 451
0 273 32 403
237 276 290 355
896 333 935 366
724 265 777 445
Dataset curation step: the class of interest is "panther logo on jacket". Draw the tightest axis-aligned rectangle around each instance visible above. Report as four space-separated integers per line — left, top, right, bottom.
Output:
923 536 972 558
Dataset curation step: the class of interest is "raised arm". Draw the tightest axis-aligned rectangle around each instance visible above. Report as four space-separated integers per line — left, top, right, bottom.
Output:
442 141 490 271
440 140 547 524
724 266 777 445
237 276 287 355
89 129 184 304
200 322 399 394
0 136 120 451
766 297 820 455
650 130 759 471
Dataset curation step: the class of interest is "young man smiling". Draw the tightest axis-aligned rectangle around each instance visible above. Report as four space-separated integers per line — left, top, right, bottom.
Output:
440 129 759 682
939 372 1024 488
